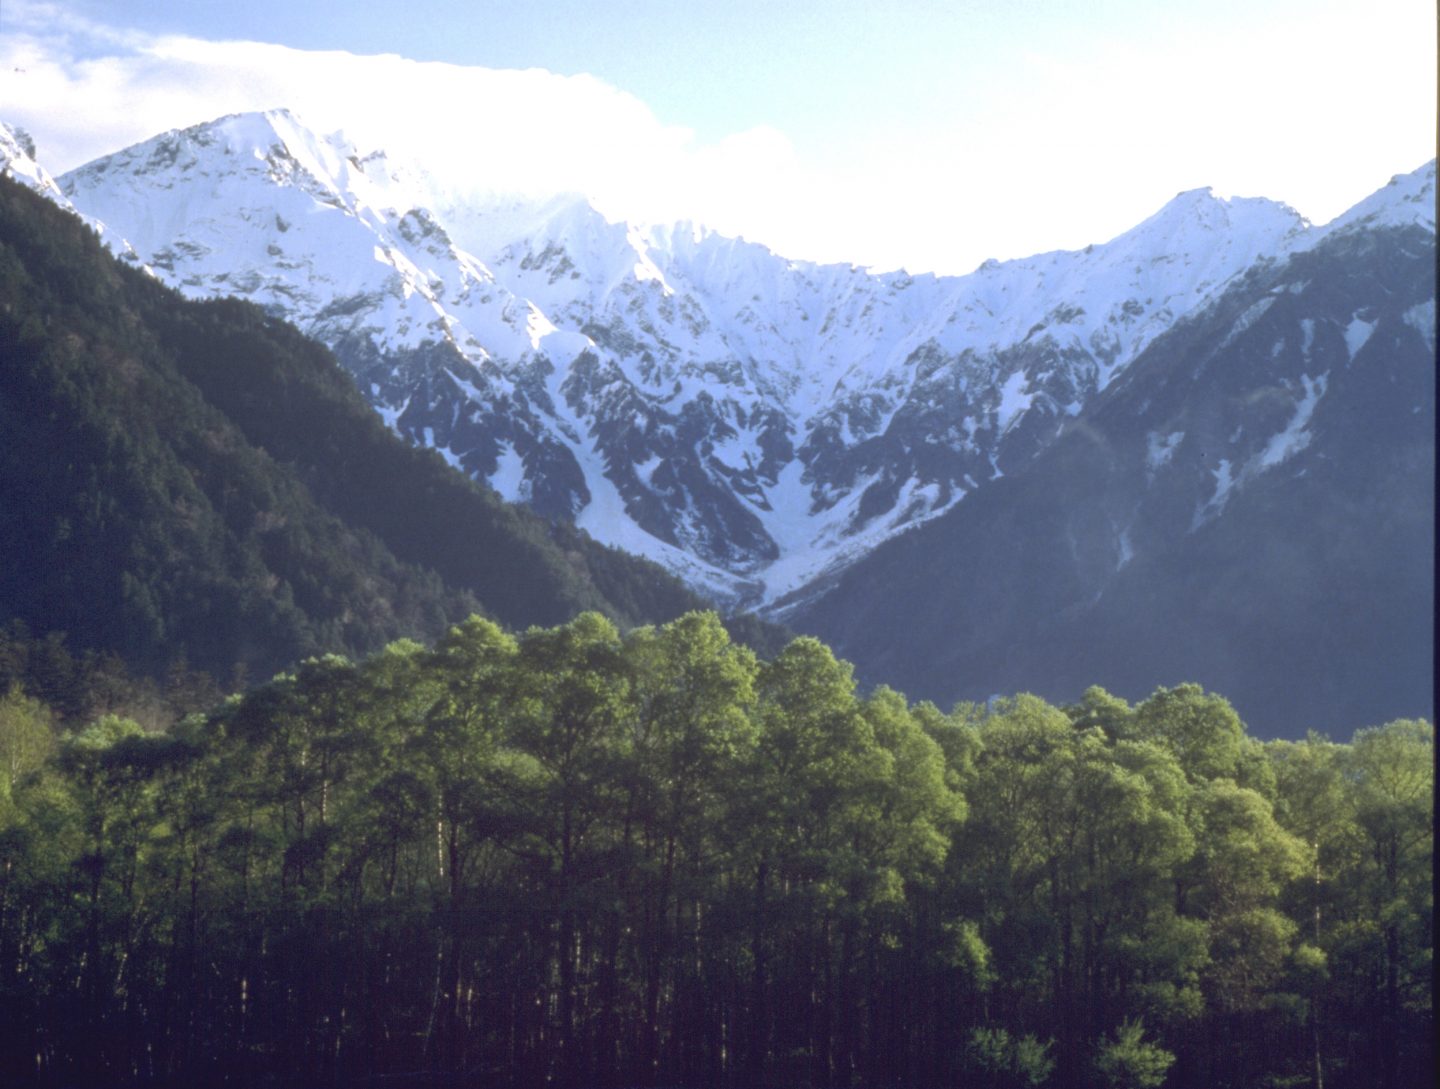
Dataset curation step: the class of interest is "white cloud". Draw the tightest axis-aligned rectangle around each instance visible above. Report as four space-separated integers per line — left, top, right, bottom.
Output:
0 0 1432 275
1 13 822 257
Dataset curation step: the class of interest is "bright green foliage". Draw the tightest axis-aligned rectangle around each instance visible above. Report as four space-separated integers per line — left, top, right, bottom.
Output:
0 684 53 806
967 1025 1056 1087
1268 732 1351 857
859 686 961 884
746 637 887 906
1189 780 1307 912
1180 778 1307 1042
1259 722 1436 1089
1067 685 1134 738
1234 734 1278 800
1131 683 1244 782
1093 1019 1174 1089
623 611 759 840
414 616 520 882
913 697 980 792
1334 719 1434 1086
1347 720 1433 863
955 695 1205 1078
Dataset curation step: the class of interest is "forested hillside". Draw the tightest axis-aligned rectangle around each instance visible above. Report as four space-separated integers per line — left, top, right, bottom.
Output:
0 611 1430 1089
0 176 742 685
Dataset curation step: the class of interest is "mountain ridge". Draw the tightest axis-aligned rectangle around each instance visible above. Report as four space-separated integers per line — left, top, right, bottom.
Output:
14 109 1423 610
787 218 1435 736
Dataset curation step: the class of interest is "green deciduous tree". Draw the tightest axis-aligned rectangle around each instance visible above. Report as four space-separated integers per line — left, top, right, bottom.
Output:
0 685 53 809
1131 684 1243 783
1339 720 1433 1089
621 611 758 1084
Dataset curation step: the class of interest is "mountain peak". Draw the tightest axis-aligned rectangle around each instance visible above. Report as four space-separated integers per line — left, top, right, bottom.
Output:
1137 184 1307 239
1321 159 1436 237
62 108 403 208
1171 184 1219 201
2 119 145 263
1 120 70 207
183 107 331 150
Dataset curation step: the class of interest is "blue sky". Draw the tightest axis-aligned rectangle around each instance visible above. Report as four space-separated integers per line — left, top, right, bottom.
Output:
2 0 1434 273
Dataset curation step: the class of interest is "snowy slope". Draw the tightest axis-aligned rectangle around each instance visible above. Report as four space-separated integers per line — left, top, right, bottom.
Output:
433 168 1315 604
27 109 1432 611
1 122 141 263
1312 161 1436 238
1 123 70 205
58 111 556 366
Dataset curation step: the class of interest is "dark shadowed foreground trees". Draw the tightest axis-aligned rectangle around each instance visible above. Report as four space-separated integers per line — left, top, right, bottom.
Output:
0 618 1431 1089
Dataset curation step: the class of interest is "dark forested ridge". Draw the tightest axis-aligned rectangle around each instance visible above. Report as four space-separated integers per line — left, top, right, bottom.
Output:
0 611 1430 1089
0 176 745 684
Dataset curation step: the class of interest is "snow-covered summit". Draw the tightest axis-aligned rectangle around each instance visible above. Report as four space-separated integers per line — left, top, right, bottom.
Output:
1316 159 1436 238
1 121 141 262
61 109 555 367
1 122 68 205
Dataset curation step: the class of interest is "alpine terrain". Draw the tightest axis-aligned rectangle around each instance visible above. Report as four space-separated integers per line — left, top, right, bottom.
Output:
793 187 1435 736
3 111 1432 734
0 171 738 684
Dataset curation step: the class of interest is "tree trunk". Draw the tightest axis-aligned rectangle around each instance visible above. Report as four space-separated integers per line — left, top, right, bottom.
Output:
747 860 769 1084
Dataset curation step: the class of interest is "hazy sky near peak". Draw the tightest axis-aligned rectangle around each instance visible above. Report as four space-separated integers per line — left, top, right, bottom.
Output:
0 0 1433 274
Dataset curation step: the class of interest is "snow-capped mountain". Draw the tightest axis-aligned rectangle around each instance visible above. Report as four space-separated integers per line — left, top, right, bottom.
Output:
1 123 67 205
12 110 1433 614
791 207 1435 737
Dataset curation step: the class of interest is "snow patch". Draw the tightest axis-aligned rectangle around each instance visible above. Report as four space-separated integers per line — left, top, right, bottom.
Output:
1344 315 1376 361
488 442 529 501
1299 318 1316 359
761 469 965 614
1201 458 1236 521
1116 527 1134 570
634 454 663 485
1218 295 1276 351
1146 430 1184 471
995 370 1033 434
1402 300 1435 352
375 395 410 433
709 431 752 472
1257 374 1327 469
445 367 490 406
525 303 559 350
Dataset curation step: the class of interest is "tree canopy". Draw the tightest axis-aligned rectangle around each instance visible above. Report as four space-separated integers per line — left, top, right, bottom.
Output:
0 612 1429 1089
